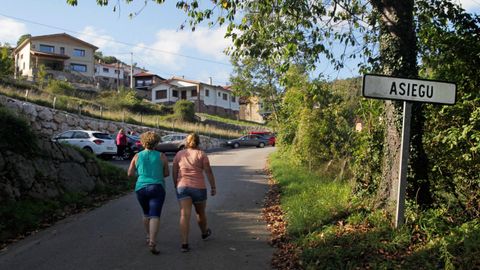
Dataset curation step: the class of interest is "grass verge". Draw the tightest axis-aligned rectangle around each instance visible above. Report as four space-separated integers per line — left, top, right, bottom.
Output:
268 151 480 269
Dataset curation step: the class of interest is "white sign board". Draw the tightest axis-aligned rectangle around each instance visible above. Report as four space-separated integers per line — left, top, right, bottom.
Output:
363 74 456 105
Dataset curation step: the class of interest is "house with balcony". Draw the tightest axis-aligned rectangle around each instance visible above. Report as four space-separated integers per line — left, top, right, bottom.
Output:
133 72 165 99
150 76 240 118
13 33 98 83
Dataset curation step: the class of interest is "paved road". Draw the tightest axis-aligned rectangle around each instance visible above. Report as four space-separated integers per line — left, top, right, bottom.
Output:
0 147 276 270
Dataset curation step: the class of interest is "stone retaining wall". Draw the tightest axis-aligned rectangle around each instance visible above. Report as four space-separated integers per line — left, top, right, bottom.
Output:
0 140 109 202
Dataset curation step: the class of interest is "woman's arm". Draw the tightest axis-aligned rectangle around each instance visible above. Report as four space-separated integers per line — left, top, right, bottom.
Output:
161 152 170 177
172 156 179 188
203 155 216 196
127 154 138 177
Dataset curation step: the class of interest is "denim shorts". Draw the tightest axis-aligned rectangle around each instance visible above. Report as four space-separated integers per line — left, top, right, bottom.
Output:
176 186 207 204
136 184 166 218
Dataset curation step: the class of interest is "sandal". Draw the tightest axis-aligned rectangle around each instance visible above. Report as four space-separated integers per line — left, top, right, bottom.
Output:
202 228 212 240
181 243 190 253
148 241 160 255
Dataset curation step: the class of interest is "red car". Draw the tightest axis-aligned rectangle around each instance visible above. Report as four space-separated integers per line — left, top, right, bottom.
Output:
249 131 276 146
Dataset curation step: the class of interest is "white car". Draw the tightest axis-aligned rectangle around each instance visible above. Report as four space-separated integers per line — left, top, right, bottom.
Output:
52 130 117 158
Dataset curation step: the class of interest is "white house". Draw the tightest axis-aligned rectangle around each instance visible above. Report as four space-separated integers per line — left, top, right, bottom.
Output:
150 77 240 118
94 62 125 89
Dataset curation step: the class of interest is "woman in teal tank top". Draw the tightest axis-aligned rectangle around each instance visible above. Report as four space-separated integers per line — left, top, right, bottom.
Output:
128 131 169 255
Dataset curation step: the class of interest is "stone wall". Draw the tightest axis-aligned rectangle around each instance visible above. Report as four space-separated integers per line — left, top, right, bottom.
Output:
0 94 224 150
0 139 107 202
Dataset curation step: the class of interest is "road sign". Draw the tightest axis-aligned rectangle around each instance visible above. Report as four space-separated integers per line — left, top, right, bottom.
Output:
362 73 457 229
363 74 456 105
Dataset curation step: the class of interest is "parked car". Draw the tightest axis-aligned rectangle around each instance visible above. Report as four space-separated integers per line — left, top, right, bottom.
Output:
226 134 269 148
154 133 187 153
249 131 276 146
52 130 117 158
123 134 143 159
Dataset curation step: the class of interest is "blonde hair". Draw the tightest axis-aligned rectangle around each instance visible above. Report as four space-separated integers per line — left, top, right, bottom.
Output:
186 133 200 149
140 131 160 149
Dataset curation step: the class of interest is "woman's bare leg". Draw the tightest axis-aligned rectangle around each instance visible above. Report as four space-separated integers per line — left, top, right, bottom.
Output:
179 199 193 245
193 201 208 234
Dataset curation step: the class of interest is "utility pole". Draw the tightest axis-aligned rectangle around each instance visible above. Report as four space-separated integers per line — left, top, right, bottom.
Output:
130 52 134 89
116 61 120 93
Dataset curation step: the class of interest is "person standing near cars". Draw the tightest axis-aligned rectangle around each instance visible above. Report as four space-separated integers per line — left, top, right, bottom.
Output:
128 131 169 255
172 133 217 252
116 128 128 160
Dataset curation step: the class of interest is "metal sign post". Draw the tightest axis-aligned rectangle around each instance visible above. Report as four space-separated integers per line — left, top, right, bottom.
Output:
395 101 412 228
362 74 457 229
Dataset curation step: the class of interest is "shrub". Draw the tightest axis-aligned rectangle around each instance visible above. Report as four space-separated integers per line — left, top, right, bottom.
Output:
0 105 37 154
174 100 195 122
44 80 76 96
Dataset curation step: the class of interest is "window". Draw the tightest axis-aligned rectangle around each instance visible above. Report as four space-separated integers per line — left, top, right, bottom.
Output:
156 90 167 99
172 90 178 97
94 68 97 73
191 89 197 97
73 49 86 57
70 63 87 72
231 96 236 102
205 89 209 97
39 44 54 53
20 54 23 59
114 69 120 74
57 131 74 139
60 47 65 55
223 93 228 100
103 67 109 73
136 79 152 87
218 92 221 97
73 131 89 139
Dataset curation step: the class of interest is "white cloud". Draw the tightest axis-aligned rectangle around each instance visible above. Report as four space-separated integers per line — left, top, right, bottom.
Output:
76 25 232 82
132 26 231 72
0 17 28 45
457 0 480 10
78 26 125 53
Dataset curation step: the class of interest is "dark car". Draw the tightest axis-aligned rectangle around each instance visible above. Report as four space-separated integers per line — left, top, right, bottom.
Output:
123 134 143 159
154 133 187 153
226 135 269 148
249 131 276 146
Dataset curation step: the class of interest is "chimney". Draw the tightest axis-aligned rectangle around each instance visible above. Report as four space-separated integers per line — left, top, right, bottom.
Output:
209 77 212 85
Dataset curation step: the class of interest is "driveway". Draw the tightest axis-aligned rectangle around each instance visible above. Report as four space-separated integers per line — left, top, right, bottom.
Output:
0 147 276 270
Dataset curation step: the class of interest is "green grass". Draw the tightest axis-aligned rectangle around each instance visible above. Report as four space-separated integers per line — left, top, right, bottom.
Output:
269 151 352 236
197 113 266 129
268 151 480 269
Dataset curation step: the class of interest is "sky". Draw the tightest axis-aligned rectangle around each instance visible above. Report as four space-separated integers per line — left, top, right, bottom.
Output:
0 0 479 85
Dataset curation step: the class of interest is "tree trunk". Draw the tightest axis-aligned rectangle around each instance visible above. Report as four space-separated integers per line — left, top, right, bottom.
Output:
371 0 418 212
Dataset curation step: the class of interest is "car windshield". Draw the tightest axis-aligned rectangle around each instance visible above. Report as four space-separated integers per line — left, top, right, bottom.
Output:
127 135 140 140
93 133 112 140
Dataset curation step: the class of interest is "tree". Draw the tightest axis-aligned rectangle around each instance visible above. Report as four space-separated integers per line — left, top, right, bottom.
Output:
16 34 31 46
229 54 281 122
0 45 14 77
415 0 480 218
